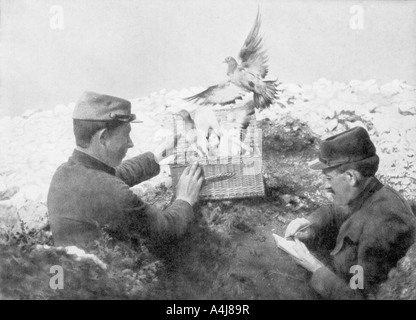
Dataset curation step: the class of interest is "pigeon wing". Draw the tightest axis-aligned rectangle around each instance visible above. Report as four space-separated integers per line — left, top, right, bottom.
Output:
184 82 247 106
238 10 269 78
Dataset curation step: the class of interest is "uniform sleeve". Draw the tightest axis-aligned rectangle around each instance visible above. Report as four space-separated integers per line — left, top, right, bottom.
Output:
115 152 161 187
307 205 334 230
143 200 194 240
309 266 365 300
306 205 337 245
111 180 194 242
307 204 351 250
309 213 415 300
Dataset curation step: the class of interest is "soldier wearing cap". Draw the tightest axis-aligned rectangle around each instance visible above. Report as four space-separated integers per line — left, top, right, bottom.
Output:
47 91 203 249
285 126 415 299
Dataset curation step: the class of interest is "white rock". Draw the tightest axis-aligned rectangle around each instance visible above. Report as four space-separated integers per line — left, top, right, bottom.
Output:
9 192 27 210
179 88 194 98
399 81 416 90
382 128 401 143
283 83 302 94
21 109 42 119
345 120 367 130
314 79 335 100
319 108 336 120
332 81 348 92
392 79 406 87
0 178 8 194
405 128 416 151
336 90 358 103
300 85 315 101
0 202 21 233
159 89 167 95
166 90 179 98
361 79 377 90
351 79 377 92
315 78 333 86
20 184 42 201
368 84 380 94
17 200 48 230
359 101 379 113
54 104 69 116
328 100 353 113
380 81 403 96
326 119 338 132
398 101 416 115
349 80 363 87
0 183 19 201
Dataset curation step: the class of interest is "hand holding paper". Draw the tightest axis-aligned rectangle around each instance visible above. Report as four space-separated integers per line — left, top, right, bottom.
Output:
273 233 324 273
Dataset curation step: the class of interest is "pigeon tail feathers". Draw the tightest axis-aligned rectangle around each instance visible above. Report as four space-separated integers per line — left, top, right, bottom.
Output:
253 80 277 109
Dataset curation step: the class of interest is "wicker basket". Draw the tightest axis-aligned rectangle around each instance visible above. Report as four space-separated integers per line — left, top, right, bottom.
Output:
168 101 265 200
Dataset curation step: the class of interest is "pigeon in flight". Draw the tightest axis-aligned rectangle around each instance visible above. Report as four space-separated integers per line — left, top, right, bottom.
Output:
185 10 278 110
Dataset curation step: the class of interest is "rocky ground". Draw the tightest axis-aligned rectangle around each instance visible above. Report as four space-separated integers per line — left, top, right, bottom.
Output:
0 78 415 299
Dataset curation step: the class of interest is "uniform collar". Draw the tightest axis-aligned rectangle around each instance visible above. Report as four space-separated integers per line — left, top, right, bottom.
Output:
347 176 383 213
71 149 116 176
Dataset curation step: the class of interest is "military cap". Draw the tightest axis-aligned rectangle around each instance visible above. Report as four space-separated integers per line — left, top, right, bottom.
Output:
73 91 142 123
309 126 377 170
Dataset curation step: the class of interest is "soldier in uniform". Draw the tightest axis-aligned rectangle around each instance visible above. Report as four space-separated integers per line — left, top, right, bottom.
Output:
285 126 415 299
47 91 203 249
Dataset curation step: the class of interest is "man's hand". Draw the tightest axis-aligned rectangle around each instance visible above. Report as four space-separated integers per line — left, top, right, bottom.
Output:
284 217 314 241
291 238 325 273
176 162 204 206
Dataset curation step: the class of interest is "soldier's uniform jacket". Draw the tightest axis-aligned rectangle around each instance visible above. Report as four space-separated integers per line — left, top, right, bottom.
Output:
47 149 193 248
307 177 415 299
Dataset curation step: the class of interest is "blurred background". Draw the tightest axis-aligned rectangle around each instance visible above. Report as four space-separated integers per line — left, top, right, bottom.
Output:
1 0 416 117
